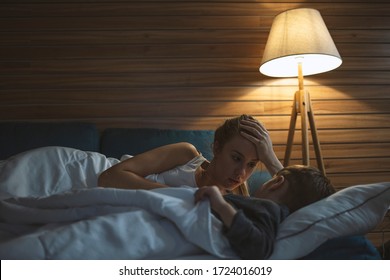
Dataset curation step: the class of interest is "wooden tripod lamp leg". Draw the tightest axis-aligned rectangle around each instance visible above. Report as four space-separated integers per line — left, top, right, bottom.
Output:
299 89 310 166
293 62 310 166
284 92 298 167
307 93 326 175
284 63 326 174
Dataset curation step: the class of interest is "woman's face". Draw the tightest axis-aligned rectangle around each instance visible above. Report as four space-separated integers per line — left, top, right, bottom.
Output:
213 134 259 192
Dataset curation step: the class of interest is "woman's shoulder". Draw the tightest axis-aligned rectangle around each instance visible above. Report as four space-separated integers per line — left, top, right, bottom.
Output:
168 142 200 159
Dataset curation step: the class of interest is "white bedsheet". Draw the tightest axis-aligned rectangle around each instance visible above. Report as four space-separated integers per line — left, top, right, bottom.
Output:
0 147 237 260
0 187 237 259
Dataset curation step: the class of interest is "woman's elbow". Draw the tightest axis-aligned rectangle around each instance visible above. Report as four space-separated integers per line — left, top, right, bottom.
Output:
98 169 112 187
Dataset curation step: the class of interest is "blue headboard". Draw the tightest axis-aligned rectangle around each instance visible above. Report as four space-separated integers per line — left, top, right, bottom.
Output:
0 122 99 160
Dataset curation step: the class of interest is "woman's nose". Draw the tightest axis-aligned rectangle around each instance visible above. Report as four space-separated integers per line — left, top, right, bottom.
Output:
235 164 246 177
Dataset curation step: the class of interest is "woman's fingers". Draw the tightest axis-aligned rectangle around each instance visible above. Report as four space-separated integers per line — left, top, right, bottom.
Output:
240 117 284 175
240 119 267 134
240 119 269 143
239 118 276 165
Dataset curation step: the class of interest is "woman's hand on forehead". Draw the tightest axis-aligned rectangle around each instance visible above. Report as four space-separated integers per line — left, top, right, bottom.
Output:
239 118 283 175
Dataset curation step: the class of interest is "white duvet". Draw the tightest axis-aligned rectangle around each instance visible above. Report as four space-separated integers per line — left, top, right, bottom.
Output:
0 147 237 260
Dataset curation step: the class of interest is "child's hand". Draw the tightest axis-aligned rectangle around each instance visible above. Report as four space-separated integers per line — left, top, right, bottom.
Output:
194 186 237 228
194 186 225 210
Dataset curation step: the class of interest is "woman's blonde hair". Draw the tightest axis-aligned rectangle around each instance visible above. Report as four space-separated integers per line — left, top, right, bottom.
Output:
213 114 257 152
232 182 250 196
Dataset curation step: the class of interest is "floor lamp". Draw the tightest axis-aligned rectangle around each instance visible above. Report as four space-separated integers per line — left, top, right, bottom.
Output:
259 8 342 175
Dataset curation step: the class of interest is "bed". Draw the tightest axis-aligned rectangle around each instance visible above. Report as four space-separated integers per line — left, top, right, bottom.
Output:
0 122 389 260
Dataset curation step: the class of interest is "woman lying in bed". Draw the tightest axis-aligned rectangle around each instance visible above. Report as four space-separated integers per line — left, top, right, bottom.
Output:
98 114 283 196
1 114 279 200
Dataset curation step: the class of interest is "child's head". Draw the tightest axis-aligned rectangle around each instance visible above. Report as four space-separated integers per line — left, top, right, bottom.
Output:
255 165 335 213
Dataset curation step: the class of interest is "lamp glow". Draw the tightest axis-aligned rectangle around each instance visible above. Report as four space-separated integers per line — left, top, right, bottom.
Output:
260 8 342 78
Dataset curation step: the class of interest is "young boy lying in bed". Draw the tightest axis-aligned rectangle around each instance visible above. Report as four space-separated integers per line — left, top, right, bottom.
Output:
195 165 335 259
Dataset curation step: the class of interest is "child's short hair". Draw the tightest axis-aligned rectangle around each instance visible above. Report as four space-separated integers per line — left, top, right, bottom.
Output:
277 165 335 213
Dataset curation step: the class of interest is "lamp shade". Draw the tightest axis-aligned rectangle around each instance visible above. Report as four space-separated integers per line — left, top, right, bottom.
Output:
259 8 342 77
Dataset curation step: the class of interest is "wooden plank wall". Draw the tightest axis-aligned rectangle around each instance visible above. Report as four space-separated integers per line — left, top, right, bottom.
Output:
0 0 389 246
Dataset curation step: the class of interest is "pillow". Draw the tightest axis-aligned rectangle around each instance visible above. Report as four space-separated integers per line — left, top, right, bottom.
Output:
270 182 390 259
0 146 117 199
301 235 381 260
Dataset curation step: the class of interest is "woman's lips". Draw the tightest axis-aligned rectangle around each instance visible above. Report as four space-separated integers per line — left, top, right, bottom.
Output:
228 178 240 185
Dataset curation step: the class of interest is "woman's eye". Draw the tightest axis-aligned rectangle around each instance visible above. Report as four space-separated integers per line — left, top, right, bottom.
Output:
249 163 257 169
232 155 241 161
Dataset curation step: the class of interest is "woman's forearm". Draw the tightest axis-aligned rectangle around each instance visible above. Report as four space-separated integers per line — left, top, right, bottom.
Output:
262 152 284 176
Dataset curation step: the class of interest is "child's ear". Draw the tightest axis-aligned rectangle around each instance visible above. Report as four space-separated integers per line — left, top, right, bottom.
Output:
268 175 285 190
